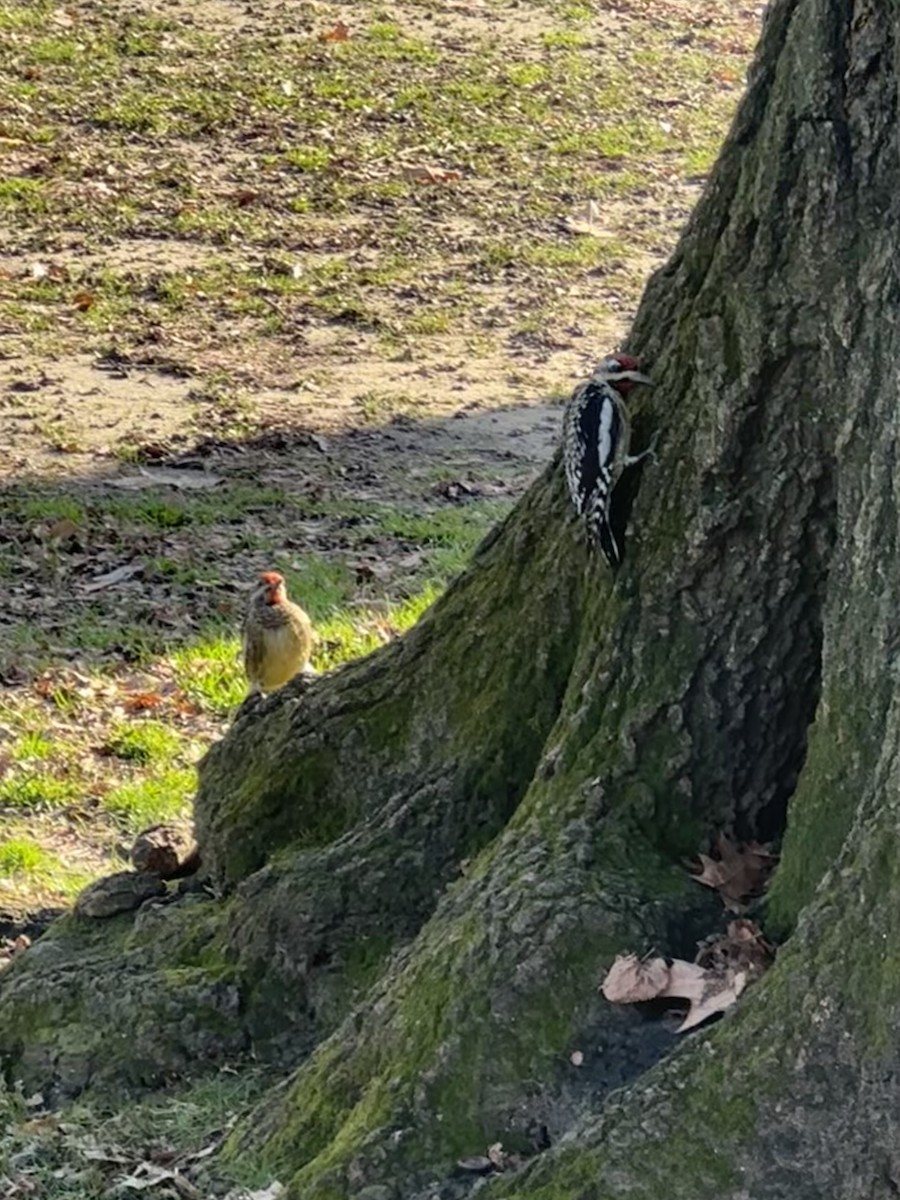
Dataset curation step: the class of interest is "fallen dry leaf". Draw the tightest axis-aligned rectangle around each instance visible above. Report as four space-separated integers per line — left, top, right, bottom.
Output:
666 959 747 1032
123 690 165 712
30 261 70 282
319 20 350 41
456 1143 517 1176
81 1145 137 1164
401 164 462 185
601 953 670 1003
695 918 775 978
563 198 601 235
71 290 95 311
488 1143 508 1168
113 1161 200 1194
81 562 144 592
222 1185 284 1200
457 1157 494 1174
39 516 79 542
108 467 225 491
691 833 777 909
600 952 749 1032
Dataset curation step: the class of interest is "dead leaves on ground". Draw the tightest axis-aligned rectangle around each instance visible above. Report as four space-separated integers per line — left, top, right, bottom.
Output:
318 20 350 42
1 1095 284 1200
601 832 779 1032
601 920 774 1033
31 666 204 721
691 833 777 910
401 164 463 185
81 561 145 593
71 290 95 312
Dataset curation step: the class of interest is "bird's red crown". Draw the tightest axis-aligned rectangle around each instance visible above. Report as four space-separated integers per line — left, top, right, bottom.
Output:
259 571 286 604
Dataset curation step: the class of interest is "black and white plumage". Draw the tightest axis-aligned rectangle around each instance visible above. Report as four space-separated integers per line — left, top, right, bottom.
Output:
562 354 656 567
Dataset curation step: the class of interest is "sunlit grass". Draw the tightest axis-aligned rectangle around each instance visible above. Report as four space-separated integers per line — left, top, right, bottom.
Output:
282 558 356 619
102 720 183 764
172 638 245 715
10 731 54 762
0 838 56 877
315 584 440 669
371 500 510 548
0 772 80 810
0 835 92 903
103 766 196 829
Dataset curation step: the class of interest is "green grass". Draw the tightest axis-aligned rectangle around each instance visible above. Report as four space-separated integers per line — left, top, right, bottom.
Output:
0 838 56 877
316 584 440 669
10 732 54 762
0 178 46 215
0 836 93 902
173 639 245 716
103 766 196 829
285 145 333 172
0 773 80 810
102 721 183 764
371 501 509 549
0 1066 278 1198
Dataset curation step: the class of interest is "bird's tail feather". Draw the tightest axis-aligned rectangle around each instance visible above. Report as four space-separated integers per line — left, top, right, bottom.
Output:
589 511 621 568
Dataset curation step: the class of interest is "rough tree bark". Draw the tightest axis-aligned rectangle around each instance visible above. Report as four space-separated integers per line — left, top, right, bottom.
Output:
2 0 899 1195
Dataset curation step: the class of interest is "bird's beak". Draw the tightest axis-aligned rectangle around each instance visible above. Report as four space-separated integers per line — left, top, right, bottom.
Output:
623 370 654 386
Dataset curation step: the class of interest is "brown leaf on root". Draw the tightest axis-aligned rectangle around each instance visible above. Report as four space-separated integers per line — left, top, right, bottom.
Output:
695 918 775 978
600 952 748 1033
691 832 777 909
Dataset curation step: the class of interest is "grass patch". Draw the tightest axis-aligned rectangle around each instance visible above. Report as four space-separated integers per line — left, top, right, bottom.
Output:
10 732 54 762
370 500 510 549
0 178 46 214
102 721 183 764
0 838 56 877
173 639 245 716
103 766 196 830
0 773 80 810
315 584 441 670
0 0 753 364
0 1067 278 1199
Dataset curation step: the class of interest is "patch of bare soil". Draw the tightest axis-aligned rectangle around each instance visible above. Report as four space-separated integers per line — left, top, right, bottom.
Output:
0 345 567 484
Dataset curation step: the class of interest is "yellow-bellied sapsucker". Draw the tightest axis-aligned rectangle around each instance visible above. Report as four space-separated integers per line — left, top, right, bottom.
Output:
562 354 656 567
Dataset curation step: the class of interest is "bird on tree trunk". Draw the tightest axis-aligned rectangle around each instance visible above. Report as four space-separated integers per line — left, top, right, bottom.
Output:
241 570 315 695
562 353 657 566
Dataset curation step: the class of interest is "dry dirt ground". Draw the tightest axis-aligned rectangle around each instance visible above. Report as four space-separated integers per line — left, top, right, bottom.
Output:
0 0 760 918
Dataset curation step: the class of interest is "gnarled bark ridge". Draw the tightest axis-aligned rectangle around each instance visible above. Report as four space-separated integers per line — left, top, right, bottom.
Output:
3 0 900 1196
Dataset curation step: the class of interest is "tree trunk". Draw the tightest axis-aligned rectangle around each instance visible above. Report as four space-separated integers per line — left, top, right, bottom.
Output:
3 0 900 1195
